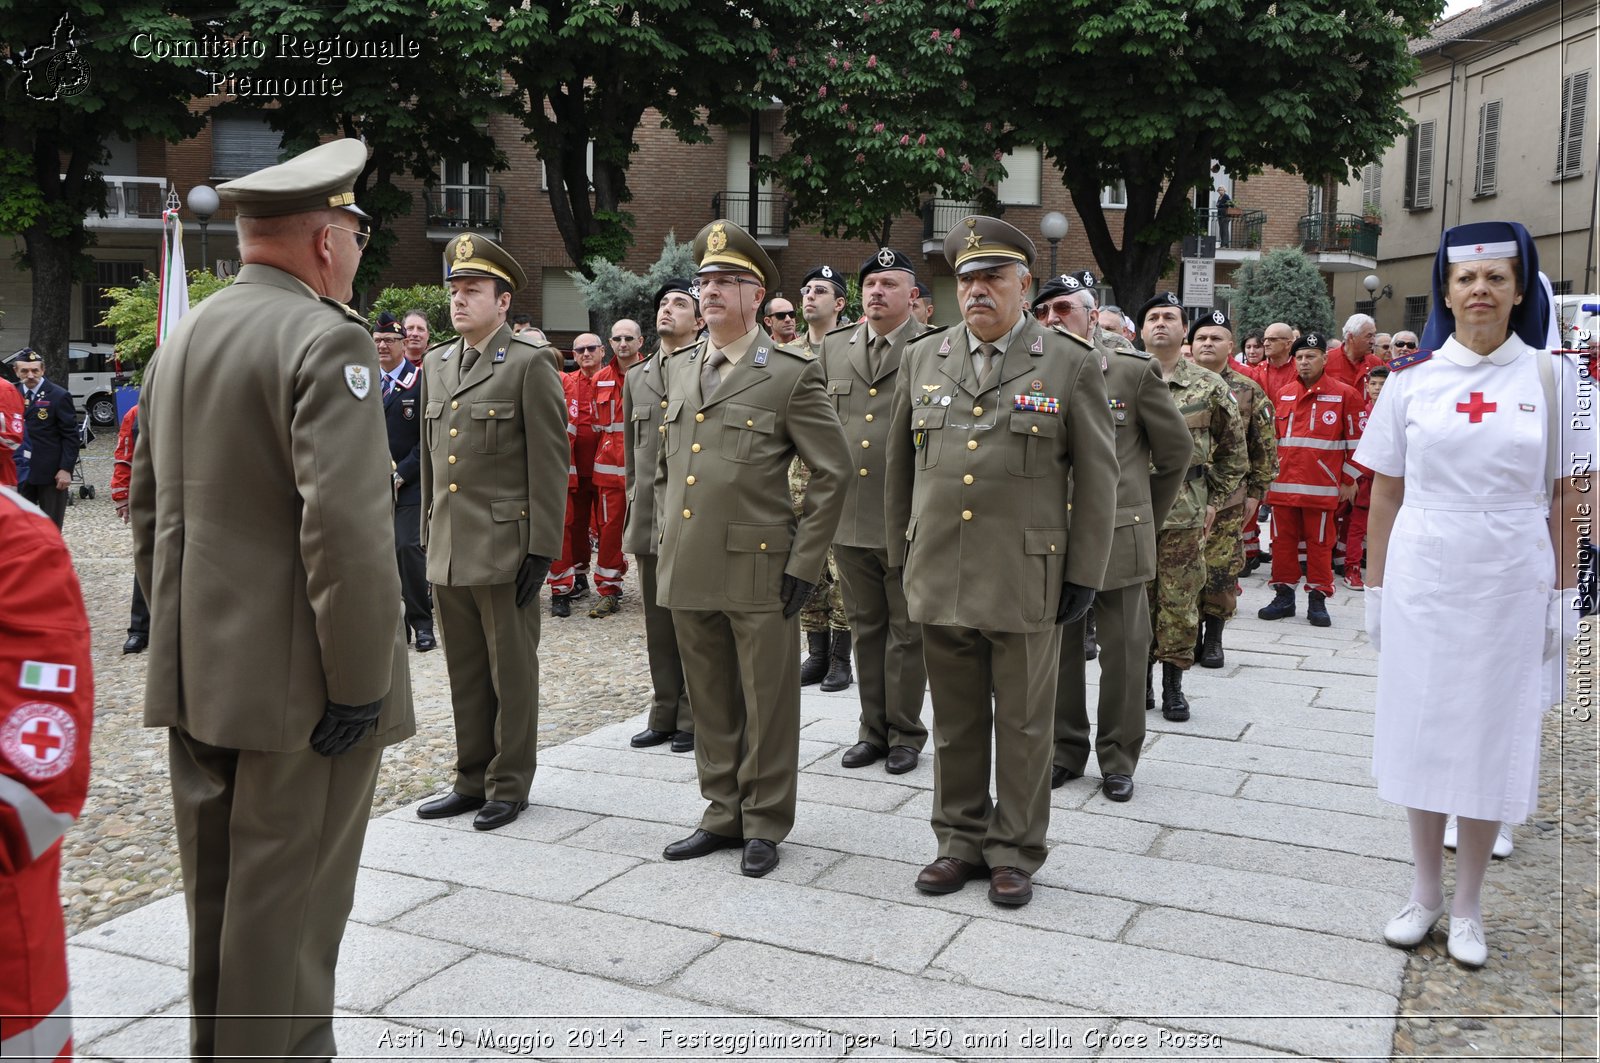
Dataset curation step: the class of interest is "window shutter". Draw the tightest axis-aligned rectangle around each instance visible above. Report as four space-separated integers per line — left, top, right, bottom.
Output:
1362 162 1382 210
211 117 283 179
1413 120 1435 209
995 146 1041 206
1475 100 1501 195
1558 71 1590 177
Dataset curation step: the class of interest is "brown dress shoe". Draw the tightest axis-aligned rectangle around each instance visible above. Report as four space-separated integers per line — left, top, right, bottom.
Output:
884 746 919 774
988 866 1034 907
840 741 887 769
914 856 988 895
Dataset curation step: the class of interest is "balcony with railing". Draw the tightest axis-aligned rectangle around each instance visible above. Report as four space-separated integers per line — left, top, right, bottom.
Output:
422 185 505 241
920 198 989 254
1296 212 1380 272
1193 206 1266 259
84 176 169 229
710 191 791 248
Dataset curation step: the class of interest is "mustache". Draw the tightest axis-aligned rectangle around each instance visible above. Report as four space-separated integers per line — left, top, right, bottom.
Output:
964 295 996 310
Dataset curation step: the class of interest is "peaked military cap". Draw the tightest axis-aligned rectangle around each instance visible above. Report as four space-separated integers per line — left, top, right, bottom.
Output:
693 218 779 289
802 264 846 298
1135 291 1184 328
217 138 371 220
1032 270 1098 310
944 215 1035 275
372 311 402 337
444 232 527 293
859 247 916 282
1291 331 1327 355
654 277 700 310
1186 308 1233 344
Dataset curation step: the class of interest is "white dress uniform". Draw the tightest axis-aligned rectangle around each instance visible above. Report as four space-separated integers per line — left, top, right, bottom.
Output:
1355 335 1587 822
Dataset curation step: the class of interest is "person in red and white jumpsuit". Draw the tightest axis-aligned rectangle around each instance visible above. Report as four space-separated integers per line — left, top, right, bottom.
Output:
548 333 628 616
0 486 94 1061
1258 331 1364 626
0 382 23 488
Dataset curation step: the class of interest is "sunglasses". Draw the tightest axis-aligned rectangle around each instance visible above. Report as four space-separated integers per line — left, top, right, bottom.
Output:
574 344 603 353
327 222 370 252
1392 340 1418 349
610 335 639 343
766 310 796 320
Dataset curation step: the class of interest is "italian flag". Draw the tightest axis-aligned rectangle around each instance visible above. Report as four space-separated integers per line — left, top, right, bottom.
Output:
157 209 189 346
21 660 76 693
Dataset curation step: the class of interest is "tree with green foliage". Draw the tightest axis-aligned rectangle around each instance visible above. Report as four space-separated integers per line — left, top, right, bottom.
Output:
966 0 1441 310
1 2 210 380
570 233 697 352
101 268 234 374
1229 248 1335 339
370 283 456 345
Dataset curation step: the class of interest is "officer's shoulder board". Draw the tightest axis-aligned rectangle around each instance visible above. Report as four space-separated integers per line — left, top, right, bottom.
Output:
425 338 454 353
506 333 549 355
824 320 858 337
771 342 813 362
1388 349 1433 372
906 324 953 350
321 297 367 325
1111 344 1152 360
1047 323 1094 350
667 338 706 359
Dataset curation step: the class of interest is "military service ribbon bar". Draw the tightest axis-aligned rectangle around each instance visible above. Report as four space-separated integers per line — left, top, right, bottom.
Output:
1014 394 1059 413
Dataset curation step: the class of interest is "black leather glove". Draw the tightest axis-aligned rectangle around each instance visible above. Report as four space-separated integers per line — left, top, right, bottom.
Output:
780 573 816 619
310 699 383 756
1056 581 1096 626
515 553 553 608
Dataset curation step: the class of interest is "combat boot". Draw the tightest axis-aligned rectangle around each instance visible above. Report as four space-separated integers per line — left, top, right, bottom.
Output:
1258 585 1296 620
821 630 853 692
1145 661 1156 713
800 631 830 686
1083 607 1099 661
1307 590 1332 627
1199 616 1226 668
1161 662 1191 721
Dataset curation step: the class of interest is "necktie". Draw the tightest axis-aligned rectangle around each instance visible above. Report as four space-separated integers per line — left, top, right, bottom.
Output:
26 389 37 405
976 342 999 390
381 374 394 399
701 349 728 401
460 346 481 371
868 335 888 379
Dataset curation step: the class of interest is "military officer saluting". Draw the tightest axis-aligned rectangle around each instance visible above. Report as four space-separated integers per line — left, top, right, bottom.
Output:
655 219 851 878
1033 271 1191 803
415 234 569 831
820 247 929 774
886 217 1118 906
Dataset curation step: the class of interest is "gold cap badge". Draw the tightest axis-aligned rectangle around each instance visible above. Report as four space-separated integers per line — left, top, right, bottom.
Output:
455 235 475 262
707 223 727 255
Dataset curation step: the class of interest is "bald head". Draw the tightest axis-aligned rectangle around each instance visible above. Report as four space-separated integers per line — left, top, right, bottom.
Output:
238 207 365 302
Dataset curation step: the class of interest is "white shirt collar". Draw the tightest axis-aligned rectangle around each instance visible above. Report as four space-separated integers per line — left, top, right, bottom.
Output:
1439 334 1527 367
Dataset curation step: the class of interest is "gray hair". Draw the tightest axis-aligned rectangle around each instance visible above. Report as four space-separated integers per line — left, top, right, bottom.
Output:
1342 312 1376 339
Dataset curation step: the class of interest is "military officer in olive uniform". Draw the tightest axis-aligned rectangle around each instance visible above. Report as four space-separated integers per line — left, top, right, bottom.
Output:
654 220 851 878
1137 293 1247 721
416 234 569 831
820 247 929 774
1033 272 1191 803
130 139 414 1059
622 278 700 754
886 218 1117 907
1189 310 1278 668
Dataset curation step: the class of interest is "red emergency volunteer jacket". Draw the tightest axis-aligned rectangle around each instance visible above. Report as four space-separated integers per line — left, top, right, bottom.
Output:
1264 373 1364 510
0 385 23 488
562 364 626 490
0 486 94 1061
111 405 138 503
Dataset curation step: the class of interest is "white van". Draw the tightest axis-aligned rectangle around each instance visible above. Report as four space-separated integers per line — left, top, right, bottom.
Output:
67 345 121 427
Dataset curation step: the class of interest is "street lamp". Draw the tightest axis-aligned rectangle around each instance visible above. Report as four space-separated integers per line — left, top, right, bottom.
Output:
187 184 219 275
1362 273 1393 302
1040 211 1069 277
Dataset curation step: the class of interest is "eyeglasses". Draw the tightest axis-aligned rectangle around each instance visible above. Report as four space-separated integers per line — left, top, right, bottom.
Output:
1392 340 1418 349
1032 299 1090 321
327 223 370 252
698 275 758 292
766 310 796 320
610 335 639 343
800 284 837 297
574 344 603 353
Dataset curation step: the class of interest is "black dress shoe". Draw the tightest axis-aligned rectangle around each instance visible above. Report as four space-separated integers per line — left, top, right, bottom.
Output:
473 799 529 831
551 594 571 618
663 829 742 861
417 792 486 820
741 838 779 877
841 741 887 768
884 746 919 774
122 633 148 654
631 727 673 748
669 731 695 753
1103 773 1135 802
1050 764 1083 789
415 631 436 652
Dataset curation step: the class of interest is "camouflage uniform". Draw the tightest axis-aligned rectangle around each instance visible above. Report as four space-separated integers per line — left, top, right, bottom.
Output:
1148 358 1247 666
1200 365 1278 621
789 457 847 633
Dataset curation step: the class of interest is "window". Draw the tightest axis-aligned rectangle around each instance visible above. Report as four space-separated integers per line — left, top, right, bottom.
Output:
211 116 282 179
1552 279 1574 296
995 145 1041 206
1355 299 1377 317
1474 99 1502 197
723 129 775 229
1361 162 1382 211
540 141 594 192
438 159 493 225
1404 120 1436 210
1306 184 1324 217
1100 180 1127 209
541 268 589 333
1557 70 1590 179
1403 295 1429 335
85 261 144 345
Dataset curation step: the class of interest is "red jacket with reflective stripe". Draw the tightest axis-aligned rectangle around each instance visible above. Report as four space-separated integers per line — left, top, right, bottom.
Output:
1264 374 1364 510
562 364 626 489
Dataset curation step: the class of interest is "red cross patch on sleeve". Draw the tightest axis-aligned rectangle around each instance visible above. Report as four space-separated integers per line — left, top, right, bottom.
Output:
1 702 78 780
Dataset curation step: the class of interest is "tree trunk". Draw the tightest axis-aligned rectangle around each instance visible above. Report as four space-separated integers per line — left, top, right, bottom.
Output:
24 228 80 386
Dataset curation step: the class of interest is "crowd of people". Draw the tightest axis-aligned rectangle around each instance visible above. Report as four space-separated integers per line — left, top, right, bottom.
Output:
3 137 1591 1059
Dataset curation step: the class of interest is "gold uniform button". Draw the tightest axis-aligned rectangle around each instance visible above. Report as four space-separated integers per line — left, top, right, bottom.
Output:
864 413 874 423
487 409 495 416
1050 544 1057 552
963 474 974 485
660 400 668 409
691 443 702 453
448 483 458 493
759 542 768 550
659 425 666 434
967 439 978 451
961 509 973 521
918 418 926 427
869 387 878 397
973 406 983 416
746 419 754 427
449 428 459 438
1133 514 1140 522
861 440 870 449
451 401 459 410
683 509 692 518
521 510 527 517
859 468 869 477
685 475 696 485
695 412 705 423
448 455 457 465
1030 425 1039 434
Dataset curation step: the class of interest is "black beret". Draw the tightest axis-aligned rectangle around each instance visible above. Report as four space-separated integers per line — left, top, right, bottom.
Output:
1291 331 1328 355
654 277 700 310
859 246 916 281
914 280 933 300
372 311 402 337
1186 308 1233 344
802 264 847 297
1136 291 1184 328
1031 270 1097 310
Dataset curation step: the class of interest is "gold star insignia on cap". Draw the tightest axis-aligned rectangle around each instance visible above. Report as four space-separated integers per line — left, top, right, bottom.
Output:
455 236 474 262
707 223 728 254
965 231 983 250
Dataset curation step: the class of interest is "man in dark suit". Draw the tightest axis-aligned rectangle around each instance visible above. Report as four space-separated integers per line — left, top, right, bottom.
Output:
374 312 434 651
12 349 78 529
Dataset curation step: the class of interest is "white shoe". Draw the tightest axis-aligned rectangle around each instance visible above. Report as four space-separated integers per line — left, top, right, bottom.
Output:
1443 817 1457 850
1448 916 1488 967
1494 823 1513 859
1383 898 1447 948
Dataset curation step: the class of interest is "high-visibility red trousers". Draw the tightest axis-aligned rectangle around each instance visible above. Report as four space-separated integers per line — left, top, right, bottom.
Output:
548 478 627 597
1269 505 1338 597
1344 504 1370 574
0 851 73 1061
